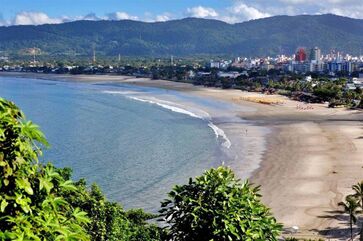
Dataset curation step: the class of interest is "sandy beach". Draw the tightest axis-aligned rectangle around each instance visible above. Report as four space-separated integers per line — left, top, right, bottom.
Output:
1 72 363 240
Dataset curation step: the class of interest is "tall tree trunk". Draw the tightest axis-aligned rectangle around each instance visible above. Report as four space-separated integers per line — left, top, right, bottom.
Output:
351 219 353 241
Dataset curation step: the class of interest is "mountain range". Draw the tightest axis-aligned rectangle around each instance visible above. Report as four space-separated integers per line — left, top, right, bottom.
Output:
0 14 363 57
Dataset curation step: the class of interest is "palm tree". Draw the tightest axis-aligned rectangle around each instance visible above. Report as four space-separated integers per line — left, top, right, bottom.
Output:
339 195 361 240
353 181 363 209
352 181 363 241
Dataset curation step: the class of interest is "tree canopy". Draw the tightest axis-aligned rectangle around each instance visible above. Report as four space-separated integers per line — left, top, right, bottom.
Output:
0 98 163 241
159 166 282 241
0 98 90 240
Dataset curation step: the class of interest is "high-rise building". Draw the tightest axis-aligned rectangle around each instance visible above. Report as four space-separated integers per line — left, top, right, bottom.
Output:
295 48 307 62
309 47 321 61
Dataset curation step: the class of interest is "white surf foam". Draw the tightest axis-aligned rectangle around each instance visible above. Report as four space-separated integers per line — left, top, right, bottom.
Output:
129 96 232 149
103 90 141 95
127 96 203 119
208 123 232 149
104 90 232 149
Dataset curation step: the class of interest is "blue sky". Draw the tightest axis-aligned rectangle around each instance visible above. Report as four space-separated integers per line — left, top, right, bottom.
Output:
0 0 362 26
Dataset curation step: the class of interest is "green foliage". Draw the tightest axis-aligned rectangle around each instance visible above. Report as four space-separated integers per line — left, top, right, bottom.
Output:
0 97 282 241
339 195 362 240
63 180 164 241
353 181 363 209
160 166 282 241
1 14 363 57
0 97 164 241
313 82 343 101
0 98 90 240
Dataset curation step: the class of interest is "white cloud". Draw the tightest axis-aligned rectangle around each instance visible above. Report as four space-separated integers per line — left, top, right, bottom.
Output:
6 11 141 26
185 3 271 23
2 1 363 27
13 11 63 25
277 0 363 19
226 2 271 22
107 11 138 20
186 6 219 18
142 12 173 22
155 14 170 22
321 5 363 19
81 13 101 21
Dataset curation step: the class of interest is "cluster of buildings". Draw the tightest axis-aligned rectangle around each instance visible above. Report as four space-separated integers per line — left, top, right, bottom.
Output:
288 47 362 74
210 47 363 75
346 73 363 90
0 56 9 61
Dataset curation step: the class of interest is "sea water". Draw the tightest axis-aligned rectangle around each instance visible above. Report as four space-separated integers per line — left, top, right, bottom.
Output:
0 77 224 212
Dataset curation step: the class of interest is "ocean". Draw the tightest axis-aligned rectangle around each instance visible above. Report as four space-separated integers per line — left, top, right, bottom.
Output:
0 76 228 212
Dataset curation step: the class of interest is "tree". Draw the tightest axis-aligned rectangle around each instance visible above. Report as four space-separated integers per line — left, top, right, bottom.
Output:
352 181 363 241
353 181 363 209
0 98 90 240
64 180 164 241
0 97 164 241
339 195 361 240
159 166 282 241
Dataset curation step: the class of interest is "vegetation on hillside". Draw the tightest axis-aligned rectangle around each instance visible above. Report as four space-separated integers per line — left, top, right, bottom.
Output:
1 14 363 57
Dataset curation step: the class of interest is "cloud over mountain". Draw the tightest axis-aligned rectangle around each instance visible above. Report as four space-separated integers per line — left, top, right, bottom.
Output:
106 12 139 21
13 12 63 25
186 6 219 18
0 0 362 27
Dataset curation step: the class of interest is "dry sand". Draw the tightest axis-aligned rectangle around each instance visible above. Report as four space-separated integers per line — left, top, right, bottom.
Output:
1 72 363 240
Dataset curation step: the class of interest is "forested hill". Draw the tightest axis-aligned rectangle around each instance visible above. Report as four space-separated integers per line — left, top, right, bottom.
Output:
1 14 363 57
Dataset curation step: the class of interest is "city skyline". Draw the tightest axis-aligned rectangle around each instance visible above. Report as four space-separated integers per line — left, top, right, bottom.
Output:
1 0 363 26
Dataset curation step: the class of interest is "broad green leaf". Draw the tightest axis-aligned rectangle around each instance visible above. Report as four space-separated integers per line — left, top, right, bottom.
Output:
39 177 53 194
73 208 90 224
16 178 33 195
1 199 8 213
59 180 77 192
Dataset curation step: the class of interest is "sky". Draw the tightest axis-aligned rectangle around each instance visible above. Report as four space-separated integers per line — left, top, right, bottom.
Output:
0 0 362 26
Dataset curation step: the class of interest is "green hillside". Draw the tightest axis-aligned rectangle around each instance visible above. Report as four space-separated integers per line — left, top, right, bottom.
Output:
0 14 362 57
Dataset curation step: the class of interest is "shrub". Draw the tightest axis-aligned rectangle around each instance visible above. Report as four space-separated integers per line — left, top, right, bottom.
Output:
159 166 282 241
0 98 90 240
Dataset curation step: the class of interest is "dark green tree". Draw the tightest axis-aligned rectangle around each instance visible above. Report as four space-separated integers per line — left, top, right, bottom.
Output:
64 180 164 241
0 98 90 240
353 181 363 209
0 97 164 241
159 166 282 241
339 195 361 241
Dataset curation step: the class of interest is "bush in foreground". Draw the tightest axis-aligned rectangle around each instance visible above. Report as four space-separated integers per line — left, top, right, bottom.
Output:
0 98 90 240
0 97 281 240
0 98 163 241
159 166 282 241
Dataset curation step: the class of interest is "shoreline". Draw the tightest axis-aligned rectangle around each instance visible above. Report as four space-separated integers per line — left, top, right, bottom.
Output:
1 72 363 239
1 72 269 180
99 79 267 181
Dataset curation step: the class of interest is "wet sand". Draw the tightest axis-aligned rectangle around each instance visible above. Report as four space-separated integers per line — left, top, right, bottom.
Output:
1 72 363 240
